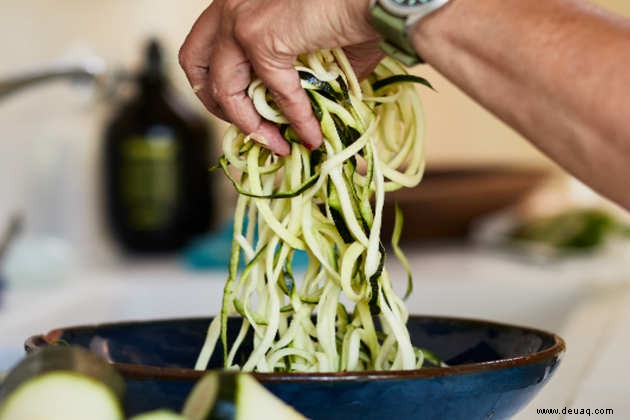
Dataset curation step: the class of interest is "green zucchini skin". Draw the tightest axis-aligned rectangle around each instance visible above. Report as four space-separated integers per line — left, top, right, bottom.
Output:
183 371 237 420
182 371 305 420
371 74 435 92
0 346 125 403
210 373 237 420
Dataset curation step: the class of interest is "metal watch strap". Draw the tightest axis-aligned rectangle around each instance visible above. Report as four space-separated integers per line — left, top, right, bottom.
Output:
370 4 422 66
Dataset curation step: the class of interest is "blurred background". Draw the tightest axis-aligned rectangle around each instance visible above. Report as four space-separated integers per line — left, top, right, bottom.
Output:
1 1 630 417
1 0 629 266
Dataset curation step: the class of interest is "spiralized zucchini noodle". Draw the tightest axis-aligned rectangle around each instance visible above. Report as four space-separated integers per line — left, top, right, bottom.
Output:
196 48 433 372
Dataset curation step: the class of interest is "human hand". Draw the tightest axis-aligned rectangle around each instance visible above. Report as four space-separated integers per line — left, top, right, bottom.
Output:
179 0 382 156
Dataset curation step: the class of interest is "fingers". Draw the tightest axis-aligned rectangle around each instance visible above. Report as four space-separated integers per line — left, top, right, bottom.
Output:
207 40 290 156
180 2 289 155
181 2 318 154
252 59 323 151
179 3 227 120
229 9 322 150
180 0 382 156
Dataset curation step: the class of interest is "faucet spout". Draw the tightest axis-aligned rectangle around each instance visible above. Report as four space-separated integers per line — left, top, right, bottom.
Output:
0 59 108 102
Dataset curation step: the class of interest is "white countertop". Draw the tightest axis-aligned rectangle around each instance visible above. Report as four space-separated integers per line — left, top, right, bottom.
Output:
1 244 628 419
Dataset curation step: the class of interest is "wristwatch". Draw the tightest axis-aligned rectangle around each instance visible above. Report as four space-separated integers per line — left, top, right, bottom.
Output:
370 0 450 66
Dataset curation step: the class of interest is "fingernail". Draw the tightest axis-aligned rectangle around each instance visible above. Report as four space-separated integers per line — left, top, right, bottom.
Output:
192 84 203 93
304 137 323 151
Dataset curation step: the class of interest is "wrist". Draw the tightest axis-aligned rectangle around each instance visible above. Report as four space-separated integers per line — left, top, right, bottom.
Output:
408 0 463 62
368 0 456 66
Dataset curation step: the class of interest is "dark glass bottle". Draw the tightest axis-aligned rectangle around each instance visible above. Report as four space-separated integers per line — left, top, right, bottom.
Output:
104 40 214 253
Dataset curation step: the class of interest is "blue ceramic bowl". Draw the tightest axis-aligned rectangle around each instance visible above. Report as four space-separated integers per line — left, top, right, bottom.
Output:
26 316 564 419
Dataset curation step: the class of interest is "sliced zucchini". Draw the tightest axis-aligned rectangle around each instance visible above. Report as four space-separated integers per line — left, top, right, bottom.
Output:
182 371 305 420
130 410 186 420
0 346 125 401
0 346 125 420
0 371 123 420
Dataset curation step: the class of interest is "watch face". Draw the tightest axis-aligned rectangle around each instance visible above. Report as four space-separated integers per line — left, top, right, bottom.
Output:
392 0 430 6
380 0 433 17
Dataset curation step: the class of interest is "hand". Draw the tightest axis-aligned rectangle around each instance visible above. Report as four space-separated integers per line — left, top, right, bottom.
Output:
179 0 382 156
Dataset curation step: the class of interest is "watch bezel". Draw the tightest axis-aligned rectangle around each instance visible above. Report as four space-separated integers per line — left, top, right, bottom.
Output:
376 0 433 18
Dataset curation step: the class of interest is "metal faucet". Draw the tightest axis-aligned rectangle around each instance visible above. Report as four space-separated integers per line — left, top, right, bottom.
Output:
0 58 127 102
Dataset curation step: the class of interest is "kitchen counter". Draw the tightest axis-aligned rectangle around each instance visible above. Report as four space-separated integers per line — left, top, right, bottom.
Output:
1 244 628 419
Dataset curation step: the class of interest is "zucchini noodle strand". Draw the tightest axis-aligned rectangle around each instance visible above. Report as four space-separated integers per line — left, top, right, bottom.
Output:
196 50 430 373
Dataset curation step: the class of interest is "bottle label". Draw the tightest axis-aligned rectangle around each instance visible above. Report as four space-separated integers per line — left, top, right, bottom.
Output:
120 128 179 231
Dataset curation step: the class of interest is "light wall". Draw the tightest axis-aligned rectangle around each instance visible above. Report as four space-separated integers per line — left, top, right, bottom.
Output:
417 0 630 167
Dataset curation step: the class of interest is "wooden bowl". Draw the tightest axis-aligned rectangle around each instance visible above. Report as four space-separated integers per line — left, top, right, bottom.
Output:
381 167 549 242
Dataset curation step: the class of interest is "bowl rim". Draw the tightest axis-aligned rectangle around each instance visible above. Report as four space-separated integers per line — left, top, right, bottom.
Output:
25 315 565 383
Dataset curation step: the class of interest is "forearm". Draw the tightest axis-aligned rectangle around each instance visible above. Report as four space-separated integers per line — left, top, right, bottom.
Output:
410 0 630 209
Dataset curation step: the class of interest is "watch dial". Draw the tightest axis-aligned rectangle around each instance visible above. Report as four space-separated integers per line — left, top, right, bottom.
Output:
380 0 437 18
391 0 431 6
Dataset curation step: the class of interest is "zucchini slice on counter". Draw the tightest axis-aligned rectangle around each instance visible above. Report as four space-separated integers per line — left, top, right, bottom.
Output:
182 371 305 420
0 346 125 420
